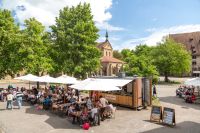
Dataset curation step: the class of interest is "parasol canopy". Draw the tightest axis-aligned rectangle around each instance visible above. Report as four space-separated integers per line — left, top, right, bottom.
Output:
184 77 200 86
54 75 78 84
31 75 57 83
14 74 39 81
69 78 121 91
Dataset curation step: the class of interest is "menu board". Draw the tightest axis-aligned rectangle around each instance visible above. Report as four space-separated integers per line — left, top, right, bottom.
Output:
163 107 175 126
150 106 162 122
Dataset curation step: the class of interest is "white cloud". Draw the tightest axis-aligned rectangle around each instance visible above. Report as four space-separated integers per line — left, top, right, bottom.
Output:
1 0 123 31
119 24 200 50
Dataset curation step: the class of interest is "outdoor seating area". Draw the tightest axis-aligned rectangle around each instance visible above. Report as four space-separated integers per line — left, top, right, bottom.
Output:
0 84 117 128
176 85 200 104
0 74 120 130
176 78 200 104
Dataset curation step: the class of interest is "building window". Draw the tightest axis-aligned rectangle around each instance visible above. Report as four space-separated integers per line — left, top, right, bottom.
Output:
109 52 110 56
189 38 193 42
192 61 197 65
192 50 196 54
192 56 196 59
192 67 197 71
106 51 107 56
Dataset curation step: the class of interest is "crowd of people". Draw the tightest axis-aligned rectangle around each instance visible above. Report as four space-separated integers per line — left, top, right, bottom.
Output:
176 85 200 103
0 85 116 129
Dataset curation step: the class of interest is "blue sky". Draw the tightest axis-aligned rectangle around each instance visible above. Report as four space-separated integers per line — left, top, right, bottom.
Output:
101 0 200 49
1 0 200 50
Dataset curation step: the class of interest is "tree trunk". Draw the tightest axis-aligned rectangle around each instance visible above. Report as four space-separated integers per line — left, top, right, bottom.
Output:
36 72 40 89
164 74 169 82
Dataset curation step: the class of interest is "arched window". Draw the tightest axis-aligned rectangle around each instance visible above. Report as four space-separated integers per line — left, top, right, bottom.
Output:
109 52 110 56
106 51 107 56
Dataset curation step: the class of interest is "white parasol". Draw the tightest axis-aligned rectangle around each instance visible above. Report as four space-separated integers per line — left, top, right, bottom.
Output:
184 77 200 86
14 74 39 81
32 75 57 83
70 78 121 91
54 75 78 84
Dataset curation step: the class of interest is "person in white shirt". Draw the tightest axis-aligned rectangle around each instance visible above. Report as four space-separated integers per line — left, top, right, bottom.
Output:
99 96 108 121
99 96 108 108
16 91 23 109
6 92 13 109
91 105 98 118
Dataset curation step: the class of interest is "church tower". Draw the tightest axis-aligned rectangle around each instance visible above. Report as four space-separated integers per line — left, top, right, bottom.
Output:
97 31 125 76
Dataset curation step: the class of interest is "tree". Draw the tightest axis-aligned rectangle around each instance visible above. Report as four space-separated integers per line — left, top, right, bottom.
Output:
152 38 191 82
20 18 53 76
0 9 22 78
134 44 153 56
113 50 122 60
51 3 101 78
121 47 159 81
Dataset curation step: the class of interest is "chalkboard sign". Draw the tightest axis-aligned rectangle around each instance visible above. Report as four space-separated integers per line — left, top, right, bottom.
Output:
162 107 176 126
150 106 162 122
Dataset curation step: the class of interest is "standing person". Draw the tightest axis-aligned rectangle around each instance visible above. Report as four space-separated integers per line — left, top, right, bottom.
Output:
6 92 13 110
16 90 23 109
153 84 157 97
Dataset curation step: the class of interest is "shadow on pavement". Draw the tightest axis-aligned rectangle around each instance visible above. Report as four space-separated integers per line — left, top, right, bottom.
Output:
25 104 80 130
159 96 200 110
0 109 6 111
142 121 200 133
115 106 136 111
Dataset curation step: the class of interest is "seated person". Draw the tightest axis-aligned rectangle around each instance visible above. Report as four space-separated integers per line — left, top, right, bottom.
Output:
68 103 81 124
99 96 108 121
89 104 100 125
43 96 52 110
80 106 89 125
104 104 115 117
69 96 76 103
38 96 44 104
90 104 98 119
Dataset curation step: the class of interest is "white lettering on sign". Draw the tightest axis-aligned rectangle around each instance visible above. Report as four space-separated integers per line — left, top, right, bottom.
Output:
105 94 116 101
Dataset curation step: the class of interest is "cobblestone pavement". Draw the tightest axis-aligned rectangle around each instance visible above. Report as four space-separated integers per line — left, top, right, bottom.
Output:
0 82 200 133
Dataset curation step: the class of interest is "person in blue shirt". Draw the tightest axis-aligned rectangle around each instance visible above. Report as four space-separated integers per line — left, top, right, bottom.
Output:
43 96 52 110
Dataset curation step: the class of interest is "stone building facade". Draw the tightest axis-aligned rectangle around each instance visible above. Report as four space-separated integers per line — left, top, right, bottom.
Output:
97 32 124 76
169 32 200 77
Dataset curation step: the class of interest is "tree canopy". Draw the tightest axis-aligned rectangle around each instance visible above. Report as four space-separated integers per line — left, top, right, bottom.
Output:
152 38 191 82
19 18 54 76
121 46 159 82
0 9 21 78
51 3 101 78
113 50 122 60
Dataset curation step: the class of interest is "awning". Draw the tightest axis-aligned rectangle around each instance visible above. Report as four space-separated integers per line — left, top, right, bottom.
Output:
69 78 121 91
97 79 132 87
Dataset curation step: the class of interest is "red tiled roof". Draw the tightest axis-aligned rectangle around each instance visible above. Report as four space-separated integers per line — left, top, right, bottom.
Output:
100 56 125 63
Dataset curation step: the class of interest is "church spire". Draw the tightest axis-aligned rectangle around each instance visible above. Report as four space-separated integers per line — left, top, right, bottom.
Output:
105 30 108 41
